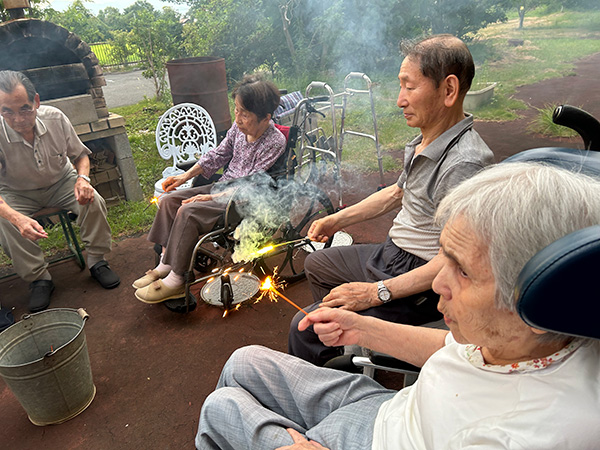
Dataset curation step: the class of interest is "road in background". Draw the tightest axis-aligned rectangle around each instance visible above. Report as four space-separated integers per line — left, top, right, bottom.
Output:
102 69 163 109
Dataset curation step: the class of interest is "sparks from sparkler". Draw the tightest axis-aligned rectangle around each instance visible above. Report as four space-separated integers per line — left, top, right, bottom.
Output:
259 275 308 315
144 192 165 211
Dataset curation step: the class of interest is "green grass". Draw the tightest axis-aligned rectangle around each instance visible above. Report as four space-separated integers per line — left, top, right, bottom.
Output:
528 103 579 138
467 10 600 120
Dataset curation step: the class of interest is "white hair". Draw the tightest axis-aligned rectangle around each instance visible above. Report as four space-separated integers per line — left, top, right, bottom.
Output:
436 161 600 311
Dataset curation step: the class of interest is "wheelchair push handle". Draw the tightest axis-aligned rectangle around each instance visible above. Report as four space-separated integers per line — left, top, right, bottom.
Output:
552 105 600 151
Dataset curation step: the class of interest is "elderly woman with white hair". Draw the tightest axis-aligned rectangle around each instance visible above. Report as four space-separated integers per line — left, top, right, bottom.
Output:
196 161 600 450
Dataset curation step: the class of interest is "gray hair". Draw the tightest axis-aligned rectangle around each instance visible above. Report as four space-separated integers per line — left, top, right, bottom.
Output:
436 162 600 313
231 73 280 121
401 34 475 97
0 70 37 102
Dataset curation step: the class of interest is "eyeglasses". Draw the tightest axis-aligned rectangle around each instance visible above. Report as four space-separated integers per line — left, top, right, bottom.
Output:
1 106 36 119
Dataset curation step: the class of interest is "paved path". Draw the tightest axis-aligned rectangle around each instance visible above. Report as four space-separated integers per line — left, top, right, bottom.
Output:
102 69 162 108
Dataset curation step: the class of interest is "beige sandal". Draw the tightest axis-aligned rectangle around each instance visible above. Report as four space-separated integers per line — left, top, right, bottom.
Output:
132 269 169 289
134 279 185 304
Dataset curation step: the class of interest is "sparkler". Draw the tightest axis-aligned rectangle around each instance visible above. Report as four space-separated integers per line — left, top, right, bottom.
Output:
259 275 308 315
254 237 312 257
144 192 164 211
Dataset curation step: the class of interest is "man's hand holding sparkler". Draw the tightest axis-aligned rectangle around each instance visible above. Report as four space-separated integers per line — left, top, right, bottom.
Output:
319 281 380 312
307 215 341 243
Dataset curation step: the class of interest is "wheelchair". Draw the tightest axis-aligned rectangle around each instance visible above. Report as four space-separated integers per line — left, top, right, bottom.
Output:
325 104 600 384
156 117 337 314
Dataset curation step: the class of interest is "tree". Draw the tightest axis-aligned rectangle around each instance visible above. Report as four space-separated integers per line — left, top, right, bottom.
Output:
97 6 130 32
0 0 46 21
510 0 544 29
426 0 510 37
119 1 184 99
41 0 112 42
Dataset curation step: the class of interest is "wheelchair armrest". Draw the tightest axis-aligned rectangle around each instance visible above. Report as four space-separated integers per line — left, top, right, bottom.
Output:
324 352 421 375
176 160 198 172
368 352 421 373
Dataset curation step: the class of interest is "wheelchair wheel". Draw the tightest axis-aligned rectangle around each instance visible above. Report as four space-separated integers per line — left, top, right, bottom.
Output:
295 137 340 188
254 183 335 284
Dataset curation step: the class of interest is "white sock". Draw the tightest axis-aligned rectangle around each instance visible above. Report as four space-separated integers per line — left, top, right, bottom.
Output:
154 253 171 273
162 271 184 288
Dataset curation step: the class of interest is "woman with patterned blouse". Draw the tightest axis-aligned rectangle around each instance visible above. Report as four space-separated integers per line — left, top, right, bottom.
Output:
133 74 285 304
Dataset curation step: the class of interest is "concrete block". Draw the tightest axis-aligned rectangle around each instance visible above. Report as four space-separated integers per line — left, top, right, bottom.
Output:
96 107 109 118
91 118 109 132
42 94 98 126
91 76 107 88
107 114 126 129
74 123 92 135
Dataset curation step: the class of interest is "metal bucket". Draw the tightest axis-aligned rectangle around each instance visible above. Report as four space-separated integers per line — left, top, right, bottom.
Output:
0 308 95 426
167 56 232 135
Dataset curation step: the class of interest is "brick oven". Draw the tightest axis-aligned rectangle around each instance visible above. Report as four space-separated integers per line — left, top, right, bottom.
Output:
0 9 143 204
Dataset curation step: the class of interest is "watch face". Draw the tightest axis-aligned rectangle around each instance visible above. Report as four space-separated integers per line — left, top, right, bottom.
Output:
378 283 391 302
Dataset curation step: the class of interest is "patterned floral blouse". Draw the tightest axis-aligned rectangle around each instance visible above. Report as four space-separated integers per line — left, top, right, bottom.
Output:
465 339 584 373
197 122 286 182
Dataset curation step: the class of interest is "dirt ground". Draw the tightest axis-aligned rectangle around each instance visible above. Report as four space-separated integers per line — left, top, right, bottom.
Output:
1 52 599 450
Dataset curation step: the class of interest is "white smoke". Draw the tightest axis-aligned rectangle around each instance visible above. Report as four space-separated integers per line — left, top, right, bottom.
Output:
210 173 308 263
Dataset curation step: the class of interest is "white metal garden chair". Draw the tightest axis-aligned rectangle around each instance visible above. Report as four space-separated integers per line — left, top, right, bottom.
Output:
153 103 217 197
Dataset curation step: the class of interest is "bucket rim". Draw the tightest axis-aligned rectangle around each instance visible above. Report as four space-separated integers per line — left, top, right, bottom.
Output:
0 308 88 368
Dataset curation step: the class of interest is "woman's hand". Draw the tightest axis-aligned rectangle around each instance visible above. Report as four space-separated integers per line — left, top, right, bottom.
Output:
181 193 213 204
276 429 329 450
298 307 363 349
162 173 188 192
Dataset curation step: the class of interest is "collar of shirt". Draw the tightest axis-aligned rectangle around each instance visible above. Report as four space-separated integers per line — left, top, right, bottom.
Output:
464 338 584 374
1 115 48 146
406 114 474 163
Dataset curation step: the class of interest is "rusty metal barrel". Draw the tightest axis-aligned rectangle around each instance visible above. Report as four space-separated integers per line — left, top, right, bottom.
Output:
166 56 232 135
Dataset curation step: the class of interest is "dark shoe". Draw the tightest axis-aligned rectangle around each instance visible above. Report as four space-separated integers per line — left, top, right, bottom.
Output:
90 260 120 289
29 280 55 313
0 306 15 332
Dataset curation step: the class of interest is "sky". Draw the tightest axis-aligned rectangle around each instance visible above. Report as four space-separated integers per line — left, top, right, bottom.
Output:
48 0 188 15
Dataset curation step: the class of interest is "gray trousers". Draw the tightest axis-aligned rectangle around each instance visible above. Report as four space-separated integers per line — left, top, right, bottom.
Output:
196 345 395 450
146 185 227 275
0 170 111 283
288 237 441 366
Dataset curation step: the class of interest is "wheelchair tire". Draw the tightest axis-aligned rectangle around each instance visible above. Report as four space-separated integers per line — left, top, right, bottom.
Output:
254 183 334 284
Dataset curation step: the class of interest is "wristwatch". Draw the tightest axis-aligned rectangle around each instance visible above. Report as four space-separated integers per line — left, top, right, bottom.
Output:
77 174 91 183
377 280 392 303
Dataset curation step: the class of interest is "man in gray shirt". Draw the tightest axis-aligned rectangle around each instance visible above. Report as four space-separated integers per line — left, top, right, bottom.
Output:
289 35 495 366
0 71 119 313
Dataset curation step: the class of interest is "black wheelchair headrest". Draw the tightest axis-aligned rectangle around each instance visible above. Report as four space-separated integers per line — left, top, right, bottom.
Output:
502 147 600 339
515 226 600 339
